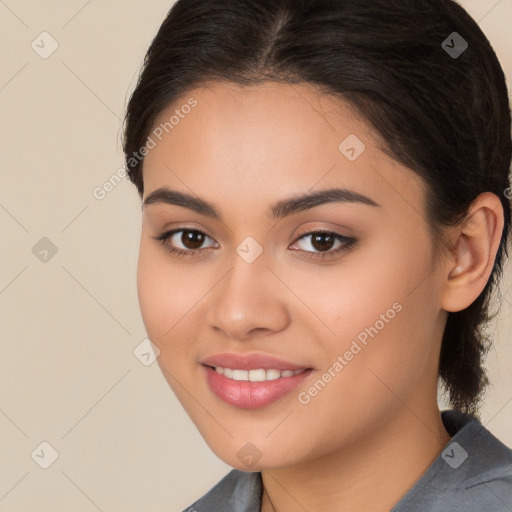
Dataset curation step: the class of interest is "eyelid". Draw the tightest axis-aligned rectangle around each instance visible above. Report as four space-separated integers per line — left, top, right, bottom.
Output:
152 225 356 260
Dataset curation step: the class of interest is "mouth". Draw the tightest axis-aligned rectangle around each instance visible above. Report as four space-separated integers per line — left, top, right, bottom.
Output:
201 363 314 409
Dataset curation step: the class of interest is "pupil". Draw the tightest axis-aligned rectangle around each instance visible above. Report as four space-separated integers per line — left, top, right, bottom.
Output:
183 230 204 249
312 233 334 252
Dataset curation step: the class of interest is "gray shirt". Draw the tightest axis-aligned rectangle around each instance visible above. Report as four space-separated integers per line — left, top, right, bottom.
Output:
182 410 512 511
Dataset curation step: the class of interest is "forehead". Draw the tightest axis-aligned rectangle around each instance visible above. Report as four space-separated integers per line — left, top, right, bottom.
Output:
149 80 376 153
142 81 425 218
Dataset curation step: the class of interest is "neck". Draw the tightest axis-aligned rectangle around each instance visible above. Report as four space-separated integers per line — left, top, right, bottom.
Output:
260 404 451 512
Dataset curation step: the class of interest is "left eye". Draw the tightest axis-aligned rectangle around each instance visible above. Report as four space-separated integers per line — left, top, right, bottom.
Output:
291 231 355 255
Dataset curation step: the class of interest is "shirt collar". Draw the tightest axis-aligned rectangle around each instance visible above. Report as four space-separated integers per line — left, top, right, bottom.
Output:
186 409 511 512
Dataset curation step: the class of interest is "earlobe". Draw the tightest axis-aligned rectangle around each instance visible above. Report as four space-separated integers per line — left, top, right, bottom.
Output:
440 192 504 313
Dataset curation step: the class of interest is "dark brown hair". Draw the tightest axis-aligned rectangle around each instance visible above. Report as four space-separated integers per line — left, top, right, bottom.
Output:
123 0 512 416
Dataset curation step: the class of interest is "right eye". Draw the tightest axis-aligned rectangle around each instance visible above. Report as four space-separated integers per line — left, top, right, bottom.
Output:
152 228 219 257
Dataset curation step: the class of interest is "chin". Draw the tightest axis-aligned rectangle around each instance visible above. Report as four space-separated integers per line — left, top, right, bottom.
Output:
204 437 298 472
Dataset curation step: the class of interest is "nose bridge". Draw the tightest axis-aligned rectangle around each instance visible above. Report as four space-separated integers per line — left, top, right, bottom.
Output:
206 238 289 338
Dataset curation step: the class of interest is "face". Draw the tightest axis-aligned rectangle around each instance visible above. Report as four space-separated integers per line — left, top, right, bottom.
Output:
137 81 449 470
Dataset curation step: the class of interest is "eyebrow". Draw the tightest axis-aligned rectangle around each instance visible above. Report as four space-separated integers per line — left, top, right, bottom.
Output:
143 186 380 220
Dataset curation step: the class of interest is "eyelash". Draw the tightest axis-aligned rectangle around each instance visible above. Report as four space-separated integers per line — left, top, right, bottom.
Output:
152 228 357 260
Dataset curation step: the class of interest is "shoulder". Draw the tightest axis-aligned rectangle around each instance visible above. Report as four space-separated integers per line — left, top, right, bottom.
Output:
443 409 512 478
394 410 512 511
455 417 512 510
181 469 262 512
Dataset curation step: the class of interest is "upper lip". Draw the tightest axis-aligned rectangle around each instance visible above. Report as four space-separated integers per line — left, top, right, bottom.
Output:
200 352 312 371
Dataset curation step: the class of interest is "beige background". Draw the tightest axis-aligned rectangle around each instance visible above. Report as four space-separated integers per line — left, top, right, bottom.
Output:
0 0 511 510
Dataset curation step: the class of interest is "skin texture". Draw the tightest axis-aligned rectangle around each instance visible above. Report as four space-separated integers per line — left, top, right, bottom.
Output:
136 81 504 512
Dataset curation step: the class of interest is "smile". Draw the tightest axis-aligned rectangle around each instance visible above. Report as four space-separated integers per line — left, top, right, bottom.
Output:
202 365 314 409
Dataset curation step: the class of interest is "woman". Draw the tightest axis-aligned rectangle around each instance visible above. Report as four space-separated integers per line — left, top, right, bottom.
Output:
123 0 512 510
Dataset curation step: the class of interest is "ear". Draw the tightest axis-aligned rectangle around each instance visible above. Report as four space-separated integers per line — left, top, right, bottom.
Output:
440 192 505 313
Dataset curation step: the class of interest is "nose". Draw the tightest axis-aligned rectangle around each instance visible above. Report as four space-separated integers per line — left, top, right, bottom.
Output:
206 252 290 341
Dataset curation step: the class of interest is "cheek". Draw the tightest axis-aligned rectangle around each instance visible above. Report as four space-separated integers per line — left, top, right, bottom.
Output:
136 240 196 349
296 240 436 384
317 288 438 423
137 245 167 338
281 251 403 342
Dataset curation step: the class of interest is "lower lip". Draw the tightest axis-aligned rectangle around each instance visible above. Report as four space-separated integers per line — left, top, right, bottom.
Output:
203 365 313 409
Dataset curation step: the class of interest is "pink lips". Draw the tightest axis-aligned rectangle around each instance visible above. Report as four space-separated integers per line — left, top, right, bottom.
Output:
200 352 314 409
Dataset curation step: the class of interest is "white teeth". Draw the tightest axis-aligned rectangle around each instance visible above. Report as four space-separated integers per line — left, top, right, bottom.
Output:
214 367 305 381
232 369 248 381
266 369 281 380
248 369 267 382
